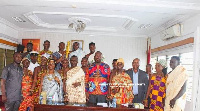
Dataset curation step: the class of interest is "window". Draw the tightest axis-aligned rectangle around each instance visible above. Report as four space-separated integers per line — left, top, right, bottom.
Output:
180 52 193 101
5 49 14 66
0 48 5 77
150 57 157 73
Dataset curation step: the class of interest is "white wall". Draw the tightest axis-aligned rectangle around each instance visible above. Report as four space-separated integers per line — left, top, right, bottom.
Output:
151 14 200 50
0 18 19 50
19 31 147 70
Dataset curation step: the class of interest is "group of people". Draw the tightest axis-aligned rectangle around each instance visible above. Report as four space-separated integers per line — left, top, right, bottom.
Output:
0 40 188 111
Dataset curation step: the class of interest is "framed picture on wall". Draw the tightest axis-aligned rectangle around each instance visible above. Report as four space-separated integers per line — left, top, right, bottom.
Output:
71 40 84 51
22 39 40 52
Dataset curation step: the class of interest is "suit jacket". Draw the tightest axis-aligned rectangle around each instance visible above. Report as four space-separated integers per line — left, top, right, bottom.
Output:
126 69 149 103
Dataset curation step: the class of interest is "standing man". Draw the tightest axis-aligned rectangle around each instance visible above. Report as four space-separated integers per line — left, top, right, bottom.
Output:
85 42 96 65
65 55 86 103
22 42 33 60
86 51 110 104
1 52 23 111
111 59 118 73
109 58 134 104
28 51 40 73
146 64 153 79
52 42 66 70
164 56 188 111
69 42 85 67
126 58 148 103
38 40 53 64
85 42 105 66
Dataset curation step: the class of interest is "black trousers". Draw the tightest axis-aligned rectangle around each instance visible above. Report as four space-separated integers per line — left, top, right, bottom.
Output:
89 94 106 104
5 100 21 111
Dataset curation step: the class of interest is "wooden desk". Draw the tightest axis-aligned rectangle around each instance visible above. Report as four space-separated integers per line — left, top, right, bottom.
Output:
34 104 149 111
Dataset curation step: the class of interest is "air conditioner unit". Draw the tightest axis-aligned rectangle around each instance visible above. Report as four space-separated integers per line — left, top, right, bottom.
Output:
161 24 183 41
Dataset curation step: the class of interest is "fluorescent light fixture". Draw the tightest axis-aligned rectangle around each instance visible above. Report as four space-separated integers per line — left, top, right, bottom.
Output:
12 17 26 22
138 24 152 29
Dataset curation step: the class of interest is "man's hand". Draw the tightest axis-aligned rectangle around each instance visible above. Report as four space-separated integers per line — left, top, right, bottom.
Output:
170 99 176 108
72 82 81 88
2 95 7 103
86 92 89 101
64 95 69 102
111 87 120 94
28 91 33 96
143 100 148 107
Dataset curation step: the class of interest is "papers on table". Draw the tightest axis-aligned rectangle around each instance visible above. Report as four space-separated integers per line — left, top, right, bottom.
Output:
97 103 108 107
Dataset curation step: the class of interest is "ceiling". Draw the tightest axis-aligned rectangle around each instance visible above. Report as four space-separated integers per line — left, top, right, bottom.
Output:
1 0 200 37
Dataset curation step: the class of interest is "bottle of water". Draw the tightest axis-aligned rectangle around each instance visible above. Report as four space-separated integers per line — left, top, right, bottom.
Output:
39 95 43 104
112 97 117 108
47 96 53 105
26 107 30 111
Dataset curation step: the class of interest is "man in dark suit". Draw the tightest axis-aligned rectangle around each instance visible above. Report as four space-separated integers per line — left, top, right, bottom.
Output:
126 58 149 103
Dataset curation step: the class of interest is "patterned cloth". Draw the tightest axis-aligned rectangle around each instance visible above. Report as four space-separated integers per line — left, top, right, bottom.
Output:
86 62 110 95
66 67 86 103
52 51 66 70
19 70 34 111
164 65 188 111
149 75 166 111
110 72 134 104
33 69 47 104
83 67 89 92
58 70 65 81
42 71 63 104
38 50 53 64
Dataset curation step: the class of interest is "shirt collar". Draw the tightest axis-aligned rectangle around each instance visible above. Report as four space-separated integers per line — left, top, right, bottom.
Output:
133 69 139 74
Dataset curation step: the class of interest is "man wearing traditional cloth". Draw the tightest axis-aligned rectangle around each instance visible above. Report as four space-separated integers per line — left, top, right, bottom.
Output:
108 58 134 104
52 42 66 70
85 42 105 66
69 42 85 67
38 40 53 64
65 55 86 103
86 51 110 104
22 42 33 60
164 56 188 111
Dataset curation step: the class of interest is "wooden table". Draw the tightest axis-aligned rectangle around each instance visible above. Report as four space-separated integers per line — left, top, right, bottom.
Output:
34 104 149 111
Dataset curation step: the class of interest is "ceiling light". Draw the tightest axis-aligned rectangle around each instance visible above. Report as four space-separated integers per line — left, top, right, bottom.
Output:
68 17 91 33
71 5 77 8
12 17 26 22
